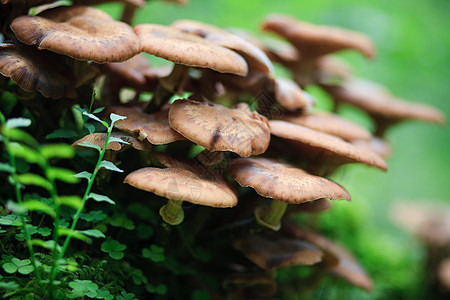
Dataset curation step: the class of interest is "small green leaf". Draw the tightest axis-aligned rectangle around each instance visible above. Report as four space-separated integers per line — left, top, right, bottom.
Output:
11 258 30 267
37 227 51 237
58 228 91 243
108 251 124 260
84 123 96 134
2 262 18 273
110 113 126 124
2 127 38 148
99 160 123 173
6 201 28 215
47 167 79 184
108 136 130 144
23 200 56 218
16 173 52 191
76 141 101 152
88 193 115 205
81 111 108 127
31 239 61 252
0 281 19 289
18 265 34 275
0 162 14 173
40 144 75 159
80 229 105 239
8 143 43 165
5 117 31 128
46 128 78 139
56 196 83 210
75 171 92 181
92 107 105 114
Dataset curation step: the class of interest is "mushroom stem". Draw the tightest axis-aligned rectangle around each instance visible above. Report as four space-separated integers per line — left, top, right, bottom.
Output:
120 3 137 25
159 199 184 225
254 200 288 231
145 64 189 113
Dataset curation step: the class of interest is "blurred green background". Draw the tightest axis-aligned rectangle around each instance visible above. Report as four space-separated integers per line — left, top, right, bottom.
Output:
101 0 450 298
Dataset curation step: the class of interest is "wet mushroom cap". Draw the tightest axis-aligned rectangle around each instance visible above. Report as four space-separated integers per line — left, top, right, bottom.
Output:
0 43 76 99
262 14 375 58
322 78 446 124
228 157 351 204
269 120 387 170
134 24 248 76
232 233 323 270
105 106 185 145
169 98 270 157
124 155 238 207
278 111 372 141
172 19 273 75
11 6 141 63
72 132 152 151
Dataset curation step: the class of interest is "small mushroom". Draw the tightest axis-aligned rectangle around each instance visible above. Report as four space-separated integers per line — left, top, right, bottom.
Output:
232 233 323 270
124 153 238 225
168 98 270 157
321 78 446 136
0 42 76 99
268 120 387 172
262 14 375 87
228 158 350 231
11 6 141 63
105 106 185 145
283 223 373 291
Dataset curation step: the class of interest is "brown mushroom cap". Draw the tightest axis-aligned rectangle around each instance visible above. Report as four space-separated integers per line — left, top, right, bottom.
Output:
169 98 270 157
134 24 248 76
283 224 373 291
228 157 351 204
322 78 446 125
274 77 314 112
11 6 141 63
105 106 185 145
72 132 152 151
232 233 323 270
171 19 273 75
262 14 375 58
269 120 387 171
124 154 238 207
278 111 372 142
0 43 76 99
351 137 392 159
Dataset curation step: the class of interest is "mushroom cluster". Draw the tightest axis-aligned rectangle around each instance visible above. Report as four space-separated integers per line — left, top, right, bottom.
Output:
1 2 445 298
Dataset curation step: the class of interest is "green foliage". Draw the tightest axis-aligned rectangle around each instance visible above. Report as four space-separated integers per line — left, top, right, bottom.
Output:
101 239 127 260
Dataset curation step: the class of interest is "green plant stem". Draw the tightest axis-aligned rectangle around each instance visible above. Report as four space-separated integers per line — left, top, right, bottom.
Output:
48 123 114 285
0 115 43 289
45 165 63 297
